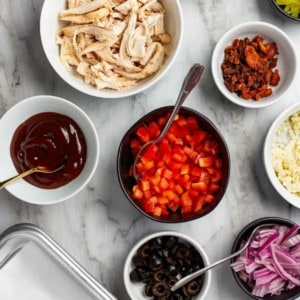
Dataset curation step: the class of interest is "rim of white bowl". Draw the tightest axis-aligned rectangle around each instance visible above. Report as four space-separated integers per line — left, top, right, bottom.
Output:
211 21 297 108
39 0 184 99
263 102 300 208
123 231 211 300
0 95 100 205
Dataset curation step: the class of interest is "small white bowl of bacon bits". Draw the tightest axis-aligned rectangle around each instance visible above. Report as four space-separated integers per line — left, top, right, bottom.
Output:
263 102 300 209
40 0 183 98
211 21 297 108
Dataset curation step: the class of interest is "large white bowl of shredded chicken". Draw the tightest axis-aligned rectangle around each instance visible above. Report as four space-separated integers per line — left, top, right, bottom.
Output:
40 0 183 98
263 102 300 208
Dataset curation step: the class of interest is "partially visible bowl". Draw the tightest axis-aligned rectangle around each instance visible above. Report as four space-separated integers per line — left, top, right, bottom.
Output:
263 102 300 209
40 0 183 99
268 0 300 22
117 106 230 223
211 21 297 108
0 95 99 205
231 217 300 300
123 231 212 300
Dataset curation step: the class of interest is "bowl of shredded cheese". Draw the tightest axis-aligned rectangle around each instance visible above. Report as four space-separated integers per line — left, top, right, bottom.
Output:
40 0 183 98
264 102 300 208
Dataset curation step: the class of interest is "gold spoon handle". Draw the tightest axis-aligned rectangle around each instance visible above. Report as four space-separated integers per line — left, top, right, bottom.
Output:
0 168 39 190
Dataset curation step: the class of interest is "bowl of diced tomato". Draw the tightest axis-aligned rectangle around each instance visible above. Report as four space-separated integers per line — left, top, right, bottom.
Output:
117 106 230 223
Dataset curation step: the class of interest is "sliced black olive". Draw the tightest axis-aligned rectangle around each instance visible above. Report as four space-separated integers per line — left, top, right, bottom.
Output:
146 251 163 270
185 280 201 296
149 237 163 251
165 255 177 266
137 268 153 284
153 269 167 282
144 283 154 297
175 244 190 260
165 276 177 286
163 236 178 248
129 269 140 282
152 281 171 298
165 264 179 277
181 265 194 276
138 243 150 258
169 293 184 300
132 254 145 268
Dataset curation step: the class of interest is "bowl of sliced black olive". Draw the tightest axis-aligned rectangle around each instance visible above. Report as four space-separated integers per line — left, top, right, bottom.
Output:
123 231 211 300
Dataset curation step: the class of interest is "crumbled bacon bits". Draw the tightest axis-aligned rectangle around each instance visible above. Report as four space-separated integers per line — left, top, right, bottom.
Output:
221 35 280 101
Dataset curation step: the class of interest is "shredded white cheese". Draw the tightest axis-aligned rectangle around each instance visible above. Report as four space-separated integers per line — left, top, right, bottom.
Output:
272 111 300 196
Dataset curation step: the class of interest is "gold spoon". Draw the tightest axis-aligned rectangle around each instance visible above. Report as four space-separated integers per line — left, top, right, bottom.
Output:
0 164 64 189
133 63 205 181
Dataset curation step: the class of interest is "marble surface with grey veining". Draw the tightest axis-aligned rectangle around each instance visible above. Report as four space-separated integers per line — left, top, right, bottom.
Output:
1 0 300 299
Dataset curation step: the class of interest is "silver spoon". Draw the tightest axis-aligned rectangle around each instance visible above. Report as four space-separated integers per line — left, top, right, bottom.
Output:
0 164 64 189
133 63 205 181
171 223 275 292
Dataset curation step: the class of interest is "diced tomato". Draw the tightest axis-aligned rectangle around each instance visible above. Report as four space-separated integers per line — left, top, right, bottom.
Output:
186 116 198 130
191 167 202 177
175 184 184 195
211 169 223 182
192 181 208 191
153 206 162 216
159 177 169 190
209 183 220 193
176 115 188 127
181 205 192 214
204 194 215 203
188 188 199 198
141 180 150 191
132 185 143 200
129 113 224 218
215 158 223 169
168 160 182 170
198 156 214 168
180 163 190 175
148 121 160 138
193 130 207 144
168 201 180 212
159 139 172 156
130 139 141 156
166 132 177 142
158 197 169 205
136 126 150 143
161 168 173 180
149 174 161 186
193 196 205 213
141 144 158 162
181 192 193 207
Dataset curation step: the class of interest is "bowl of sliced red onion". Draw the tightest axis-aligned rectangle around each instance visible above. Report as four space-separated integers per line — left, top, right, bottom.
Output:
231 217 300 300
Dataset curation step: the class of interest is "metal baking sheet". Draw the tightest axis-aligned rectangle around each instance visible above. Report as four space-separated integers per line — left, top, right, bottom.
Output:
0 223 117 300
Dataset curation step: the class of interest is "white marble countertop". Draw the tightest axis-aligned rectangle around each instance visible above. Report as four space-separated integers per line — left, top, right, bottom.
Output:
1 0 300 299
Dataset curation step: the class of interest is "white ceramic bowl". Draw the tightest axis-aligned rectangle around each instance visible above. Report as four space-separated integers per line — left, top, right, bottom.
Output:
123 231 211 300
211 21 297 108
40 0 183 99
0 95 99 205
263 102 300 208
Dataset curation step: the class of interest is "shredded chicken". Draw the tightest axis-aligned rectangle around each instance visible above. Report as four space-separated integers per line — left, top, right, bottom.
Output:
57 0 171 91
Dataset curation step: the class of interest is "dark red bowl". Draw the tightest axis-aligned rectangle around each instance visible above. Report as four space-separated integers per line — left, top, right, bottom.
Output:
117 106 230 223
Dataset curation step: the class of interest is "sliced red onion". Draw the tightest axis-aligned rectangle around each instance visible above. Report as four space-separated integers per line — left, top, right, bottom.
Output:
232 223 300 297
